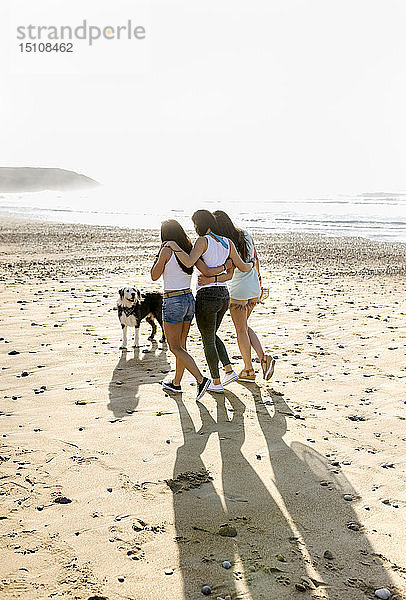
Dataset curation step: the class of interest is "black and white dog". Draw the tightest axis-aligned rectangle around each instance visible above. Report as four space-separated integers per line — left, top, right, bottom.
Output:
117 287 165 349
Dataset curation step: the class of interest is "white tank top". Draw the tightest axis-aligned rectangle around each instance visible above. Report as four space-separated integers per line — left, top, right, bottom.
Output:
196 234 230 291
163 251 193 291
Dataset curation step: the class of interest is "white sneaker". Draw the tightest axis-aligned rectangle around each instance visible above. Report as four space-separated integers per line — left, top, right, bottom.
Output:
208 381 224 393
222 371 238 386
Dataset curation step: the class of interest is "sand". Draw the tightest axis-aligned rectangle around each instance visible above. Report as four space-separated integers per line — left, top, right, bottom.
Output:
0 216 405 600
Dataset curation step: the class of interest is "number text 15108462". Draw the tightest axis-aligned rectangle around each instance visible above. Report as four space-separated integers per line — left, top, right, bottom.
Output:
19 43 73 52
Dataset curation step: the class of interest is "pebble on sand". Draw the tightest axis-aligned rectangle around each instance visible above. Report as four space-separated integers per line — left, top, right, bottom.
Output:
53 496 72 504
276 555 286 562
201 585 212 595
222 561 232 569
164 568 174 575
218 524 237 537
375 589 391 599
343 494 353 501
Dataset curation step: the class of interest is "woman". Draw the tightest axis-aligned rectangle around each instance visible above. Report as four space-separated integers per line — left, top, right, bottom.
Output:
164 210 253 392
151 219 212 401
198 210 275 382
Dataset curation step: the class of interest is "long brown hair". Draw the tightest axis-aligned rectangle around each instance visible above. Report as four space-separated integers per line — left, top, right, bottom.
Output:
192 209 218 236
212 210 249 261
161 220 193 275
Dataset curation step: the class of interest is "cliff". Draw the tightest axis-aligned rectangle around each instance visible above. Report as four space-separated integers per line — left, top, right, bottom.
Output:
0 167 99 192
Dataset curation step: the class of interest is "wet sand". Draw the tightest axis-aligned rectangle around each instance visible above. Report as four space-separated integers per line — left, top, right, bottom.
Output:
0 217 405 600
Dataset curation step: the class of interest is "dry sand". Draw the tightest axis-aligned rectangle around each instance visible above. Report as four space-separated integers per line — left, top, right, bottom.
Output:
0 217 405 600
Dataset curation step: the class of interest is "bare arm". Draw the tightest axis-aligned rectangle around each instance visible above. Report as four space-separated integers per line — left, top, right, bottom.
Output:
197 260 235 287
164 237 207 268
229 240 253 272
196 256 233 276
151 246 172 281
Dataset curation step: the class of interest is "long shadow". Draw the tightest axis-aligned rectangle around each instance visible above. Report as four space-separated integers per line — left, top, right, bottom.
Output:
242 382 400 599
172 390 309 600
108 341 170 418
172 385 400 599
217 390 309 598
171 396 244 599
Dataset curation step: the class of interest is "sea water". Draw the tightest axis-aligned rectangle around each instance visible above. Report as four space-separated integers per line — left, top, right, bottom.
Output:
1 189 406 242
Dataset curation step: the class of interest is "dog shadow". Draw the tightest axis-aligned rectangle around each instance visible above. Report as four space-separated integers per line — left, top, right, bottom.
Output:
107 341 170 418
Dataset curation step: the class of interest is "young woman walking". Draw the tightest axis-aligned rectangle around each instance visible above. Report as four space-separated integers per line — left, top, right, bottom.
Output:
164 210 253 392
198 210 275 382
151 219 211 401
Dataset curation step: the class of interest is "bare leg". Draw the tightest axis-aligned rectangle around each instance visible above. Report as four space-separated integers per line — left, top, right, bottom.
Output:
247 303 275 378
173 321 191 386
246 302 265 360
229 304 253 372
164 321 204 384
247 326 265 360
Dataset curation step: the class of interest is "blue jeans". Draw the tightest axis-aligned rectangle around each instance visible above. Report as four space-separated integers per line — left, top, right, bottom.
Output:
162 292 195 324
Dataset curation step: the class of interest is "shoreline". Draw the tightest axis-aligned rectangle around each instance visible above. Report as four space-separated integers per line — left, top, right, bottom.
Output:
0 216 405 599
1 203 406 244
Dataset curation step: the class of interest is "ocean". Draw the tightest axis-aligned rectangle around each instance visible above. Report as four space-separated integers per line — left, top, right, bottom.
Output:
1 190 406 242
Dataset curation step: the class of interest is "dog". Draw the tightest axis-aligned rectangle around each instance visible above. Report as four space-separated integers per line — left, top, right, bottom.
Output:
117 287 165 349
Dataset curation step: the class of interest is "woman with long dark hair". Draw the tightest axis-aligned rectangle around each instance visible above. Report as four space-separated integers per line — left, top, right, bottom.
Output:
163 210 253 392
198 210 275 382
151 219 211 400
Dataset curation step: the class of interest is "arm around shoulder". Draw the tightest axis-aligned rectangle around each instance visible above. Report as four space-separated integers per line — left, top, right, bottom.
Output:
167 236 207 268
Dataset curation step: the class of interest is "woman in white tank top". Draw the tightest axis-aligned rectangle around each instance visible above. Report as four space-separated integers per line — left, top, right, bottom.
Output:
198 210 276 383
151 220 211 401
164 210 254 392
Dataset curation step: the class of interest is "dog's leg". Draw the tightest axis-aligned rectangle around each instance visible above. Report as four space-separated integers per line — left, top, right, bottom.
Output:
133 327 140 347
155 312 166 343
146 316 157 341
120 324 128 349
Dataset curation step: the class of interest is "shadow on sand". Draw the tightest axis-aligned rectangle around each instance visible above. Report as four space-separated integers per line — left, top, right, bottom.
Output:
171 384 399 600
108 341 170 418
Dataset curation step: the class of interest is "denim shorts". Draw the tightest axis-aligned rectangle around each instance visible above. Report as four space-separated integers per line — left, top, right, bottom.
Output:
162 292 195 324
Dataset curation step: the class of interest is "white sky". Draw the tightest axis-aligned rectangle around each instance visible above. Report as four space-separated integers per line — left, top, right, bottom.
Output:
1 0 406 202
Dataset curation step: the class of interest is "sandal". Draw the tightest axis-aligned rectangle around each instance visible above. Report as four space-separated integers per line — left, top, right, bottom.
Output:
238 368 256 382
261 355 276 381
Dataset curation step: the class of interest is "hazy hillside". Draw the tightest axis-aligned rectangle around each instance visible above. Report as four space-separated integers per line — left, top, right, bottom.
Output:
0 167 99 192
